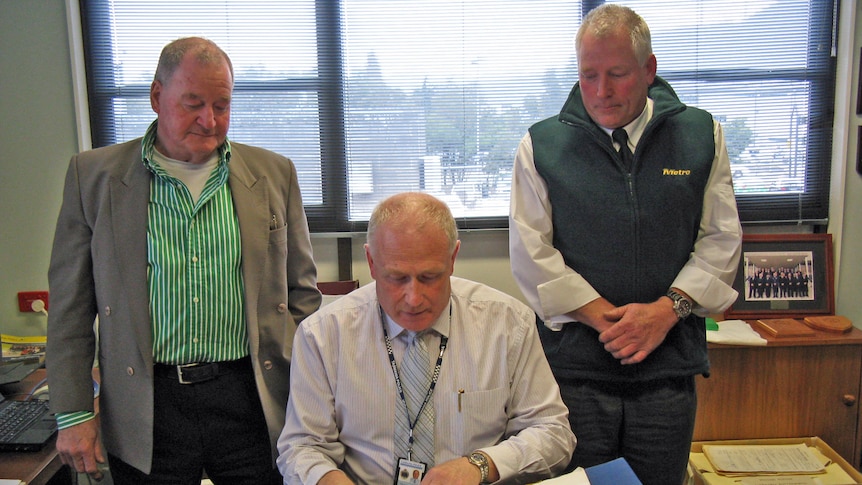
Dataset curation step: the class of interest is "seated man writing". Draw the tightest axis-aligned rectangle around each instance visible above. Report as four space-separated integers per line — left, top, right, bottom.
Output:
277 192 575 484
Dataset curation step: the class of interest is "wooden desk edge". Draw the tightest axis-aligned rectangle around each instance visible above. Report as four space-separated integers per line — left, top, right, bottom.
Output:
708 322 862 348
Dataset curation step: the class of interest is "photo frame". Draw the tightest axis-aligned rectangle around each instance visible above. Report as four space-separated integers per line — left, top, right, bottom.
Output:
724 233 834 320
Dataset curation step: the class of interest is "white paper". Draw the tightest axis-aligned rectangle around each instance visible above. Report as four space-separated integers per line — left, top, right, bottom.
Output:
703 444 825 473
535 467 591 484
740 477 817 484
706 320 768 346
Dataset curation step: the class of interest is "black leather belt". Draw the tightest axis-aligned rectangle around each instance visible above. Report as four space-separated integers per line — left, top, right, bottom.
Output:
153 356 251 384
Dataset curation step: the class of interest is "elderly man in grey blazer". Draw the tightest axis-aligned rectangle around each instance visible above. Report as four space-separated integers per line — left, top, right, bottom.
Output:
46 37 321 485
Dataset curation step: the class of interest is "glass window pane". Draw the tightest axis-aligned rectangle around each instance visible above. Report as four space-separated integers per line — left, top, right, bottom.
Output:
81 0 836 230
341 0 581 221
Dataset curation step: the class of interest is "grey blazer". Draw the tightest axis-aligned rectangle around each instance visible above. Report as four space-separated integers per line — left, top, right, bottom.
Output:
46 137 321 473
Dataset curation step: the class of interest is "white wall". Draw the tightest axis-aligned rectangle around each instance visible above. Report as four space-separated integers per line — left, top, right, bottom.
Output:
0 0 859 337
0 0 77 337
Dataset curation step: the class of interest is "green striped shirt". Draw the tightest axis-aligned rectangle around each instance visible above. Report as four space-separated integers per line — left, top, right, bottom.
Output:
57 121 248 430
143 121 247 364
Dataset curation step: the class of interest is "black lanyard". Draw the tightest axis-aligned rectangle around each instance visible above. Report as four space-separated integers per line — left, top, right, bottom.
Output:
380 305 449 461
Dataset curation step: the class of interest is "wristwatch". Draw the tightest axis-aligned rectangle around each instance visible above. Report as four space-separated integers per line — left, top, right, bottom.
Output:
467 451 490 484
667 289 692 320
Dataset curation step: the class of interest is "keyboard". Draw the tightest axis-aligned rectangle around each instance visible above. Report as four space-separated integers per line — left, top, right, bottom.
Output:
0 400 49 443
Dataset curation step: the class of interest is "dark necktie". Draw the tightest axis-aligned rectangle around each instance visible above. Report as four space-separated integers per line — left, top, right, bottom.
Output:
612 128 633 171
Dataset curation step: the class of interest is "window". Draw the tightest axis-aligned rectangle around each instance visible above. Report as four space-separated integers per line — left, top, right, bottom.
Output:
80 0 836 232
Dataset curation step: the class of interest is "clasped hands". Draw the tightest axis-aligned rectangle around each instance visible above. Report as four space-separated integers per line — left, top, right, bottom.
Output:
572 297 679 365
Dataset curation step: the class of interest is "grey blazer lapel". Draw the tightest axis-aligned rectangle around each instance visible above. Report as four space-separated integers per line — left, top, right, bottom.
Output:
228 151 269 350
111 157 154 363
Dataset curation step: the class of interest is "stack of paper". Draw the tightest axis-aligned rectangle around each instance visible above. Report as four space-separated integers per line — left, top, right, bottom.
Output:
706 320 767 346
702 444 825 475
690 443 857 484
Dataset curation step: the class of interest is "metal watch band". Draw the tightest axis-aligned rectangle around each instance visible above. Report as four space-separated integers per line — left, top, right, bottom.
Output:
667 289 692 319
468 451 489 483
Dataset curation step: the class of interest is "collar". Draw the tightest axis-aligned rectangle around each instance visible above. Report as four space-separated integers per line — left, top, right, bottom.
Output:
381 300 452 341
140 119 232 172
601 97 654 148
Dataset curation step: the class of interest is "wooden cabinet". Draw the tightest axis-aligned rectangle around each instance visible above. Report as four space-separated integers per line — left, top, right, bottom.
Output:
694 325 862 469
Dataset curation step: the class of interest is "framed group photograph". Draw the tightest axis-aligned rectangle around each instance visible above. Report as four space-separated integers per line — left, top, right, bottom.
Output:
724 233 834 320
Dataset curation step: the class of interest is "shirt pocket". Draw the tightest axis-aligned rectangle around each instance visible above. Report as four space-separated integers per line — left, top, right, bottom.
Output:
441 387 508 454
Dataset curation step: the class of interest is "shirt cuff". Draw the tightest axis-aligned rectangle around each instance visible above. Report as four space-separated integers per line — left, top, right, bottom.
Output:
56 411 96 430
674 265 739 314
536 273 600 322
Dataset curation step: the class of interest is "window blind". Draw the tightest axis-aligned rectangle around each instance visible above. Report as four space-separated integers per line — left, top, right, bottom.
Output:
80 0 836 232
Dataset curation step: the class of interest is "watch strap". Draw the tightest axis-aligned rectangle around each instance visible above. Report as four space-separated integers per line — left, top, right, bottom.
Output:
666 289 692 319
468 451 490 483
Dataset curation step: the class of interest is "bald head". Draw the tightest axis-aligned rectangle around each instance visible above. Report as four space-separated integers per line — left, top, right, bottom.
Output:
366 192 459 256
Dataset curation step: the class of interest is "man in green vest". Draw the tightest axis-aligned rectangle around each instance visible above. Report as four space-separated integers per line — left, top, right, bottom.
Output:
508 5 742 484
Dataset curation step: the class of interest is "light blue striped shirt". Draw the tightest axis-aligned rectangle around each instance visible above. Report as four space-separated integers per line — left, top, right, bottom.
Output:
278 277 575 484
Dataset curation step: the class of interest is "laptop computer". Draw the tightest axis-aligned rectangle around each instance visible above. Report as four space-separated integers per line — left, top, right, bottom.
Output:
0 334 45 386
0 390 57 452
0 355 43 387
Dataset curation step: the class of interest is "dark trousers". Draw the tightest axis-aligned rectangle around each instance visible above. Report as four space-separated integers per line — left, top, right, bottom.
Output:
559 375 696 485
107 358 280 485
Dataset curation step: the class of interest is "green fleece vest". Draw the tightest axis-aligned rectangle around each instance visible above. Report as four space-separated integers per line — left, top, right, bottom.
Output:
529 78 715 381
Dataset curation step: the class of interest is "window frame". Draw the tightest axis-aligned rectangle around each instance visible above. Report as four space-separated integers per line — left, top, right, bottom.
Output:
79 0 837 233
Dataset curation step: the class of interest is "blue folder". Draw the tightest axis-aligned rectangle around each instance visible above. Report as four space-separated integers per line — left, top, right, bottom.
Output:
585 457 642 485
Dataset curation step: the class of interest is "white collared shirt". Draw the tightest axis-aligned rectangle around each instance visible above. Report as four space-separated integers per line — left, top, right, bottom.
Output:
277 278 575 484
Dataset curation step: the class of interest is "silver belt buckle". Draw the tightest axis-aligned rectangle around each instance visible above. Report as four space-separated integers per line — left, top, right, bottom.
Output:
176 363 200 384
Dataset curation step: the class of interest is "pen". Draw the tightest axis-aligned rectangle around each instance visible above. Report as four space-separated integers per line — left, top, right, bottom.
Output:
271 214 277 229
458 389 464 412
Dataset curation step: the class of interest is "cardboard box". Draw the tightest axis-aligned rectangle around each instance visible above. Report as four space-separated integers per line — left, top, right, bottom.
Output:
688 437 862 485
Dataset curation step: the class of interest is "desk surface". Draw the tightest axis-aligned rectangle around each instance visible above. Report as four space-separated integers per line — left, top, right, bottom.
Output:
0 368 69 485
709 321 862 348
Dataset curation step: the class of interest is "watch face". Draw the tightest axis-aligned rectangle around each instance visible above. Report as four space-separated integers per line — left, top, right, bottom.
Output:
676 299 691 317
669 291 691 318
470 452 487 465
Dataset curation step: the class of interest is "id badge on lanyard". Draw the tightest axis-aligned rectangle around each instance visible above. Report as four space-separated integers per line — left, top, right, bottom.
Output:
394 458 427 484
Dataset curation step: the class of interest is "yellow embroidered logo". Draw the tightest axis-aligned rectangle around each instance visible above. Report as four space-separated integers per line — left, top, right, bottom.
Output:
663 168 691 176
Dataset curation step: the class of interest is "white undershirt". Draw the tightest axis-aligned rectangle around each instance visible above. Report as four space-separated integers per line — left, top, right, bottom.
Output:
151 149 218 204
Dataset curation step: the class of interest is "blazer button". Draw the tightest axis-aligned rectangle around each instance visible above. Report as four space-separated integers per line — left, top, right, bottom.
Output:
104 306 112 316
126 367 134 376
277 303 287 314
263 360 273 370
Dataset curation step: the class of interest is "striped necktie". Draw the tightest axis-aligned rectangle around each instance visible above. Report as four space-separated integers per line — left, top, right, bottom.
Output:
394 331 435 466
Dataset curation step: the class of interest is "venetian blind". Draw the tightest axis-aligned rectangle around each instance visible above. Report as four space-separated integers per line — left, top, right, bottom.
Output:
80 0 836 232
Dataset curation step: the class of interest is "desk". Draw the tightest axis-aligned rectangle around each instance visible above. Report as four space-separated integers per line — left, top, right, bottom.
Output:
0 369 74 485
694 324 862 470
